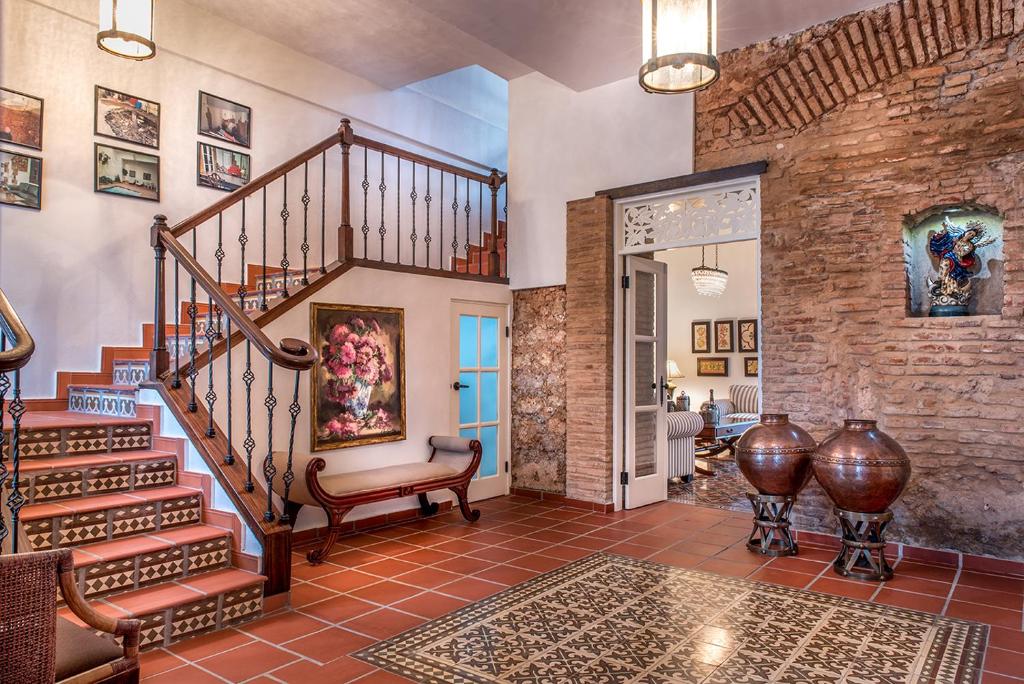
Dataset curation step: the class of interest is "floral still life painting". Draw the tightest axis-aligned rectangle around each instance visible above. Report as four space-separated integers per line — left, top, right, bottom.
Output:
311 304 406 451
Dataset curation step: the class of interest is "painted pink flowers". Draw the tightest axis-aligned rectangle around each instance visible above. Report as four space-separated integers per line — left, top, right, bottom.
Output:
321 315 396 439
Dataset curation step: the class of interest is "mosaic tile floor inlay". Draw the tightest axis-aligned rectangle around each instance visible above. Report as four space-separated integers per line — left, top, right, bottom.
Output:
669 458 752 513
356 553 988 684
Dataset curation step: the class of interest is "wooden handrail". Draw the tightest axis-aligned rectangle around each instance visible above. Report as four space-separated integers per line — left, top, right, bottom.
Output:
0 287 35 373
155 219 317 372
352 134 500 186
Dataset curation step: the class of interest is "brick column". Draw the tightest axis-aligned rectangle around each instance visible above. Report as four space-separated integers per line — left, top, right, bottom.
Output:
565 195 616 505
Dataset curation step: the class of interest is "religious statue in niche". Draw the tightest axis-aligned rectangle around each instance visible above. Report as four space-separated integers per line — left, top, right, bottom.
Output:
926 216 997 317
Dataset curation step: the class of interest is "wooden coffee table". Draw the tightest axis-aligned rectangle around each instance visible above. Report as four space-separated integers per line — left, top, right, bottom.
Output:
694 420 757 476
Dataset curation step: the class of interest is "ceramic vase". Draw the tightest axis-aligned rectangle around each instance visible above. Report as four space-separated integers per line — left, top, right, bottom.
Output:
812 419 911 513
734 414 817 496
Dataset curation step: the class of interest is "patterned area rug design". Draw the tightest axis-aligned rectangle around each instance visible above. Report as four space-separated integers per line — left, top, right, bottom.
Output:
669 458 752 513
356 553 988 684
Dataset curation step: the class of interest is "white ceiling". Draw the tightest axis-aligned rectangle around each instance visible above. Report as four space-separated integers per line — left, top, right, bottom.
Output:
183 0 890 92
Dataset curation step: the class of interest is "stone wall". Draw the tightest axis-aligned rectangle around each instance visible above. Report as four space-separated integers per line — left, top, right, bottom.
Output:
511 286 567 494
695 0 1024 558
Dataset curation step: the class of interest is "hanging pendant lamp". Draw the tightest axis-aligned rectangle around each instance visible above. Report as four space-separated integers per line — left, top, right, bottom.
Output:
97 0 156 61
639 0 720 94
691 244 728 296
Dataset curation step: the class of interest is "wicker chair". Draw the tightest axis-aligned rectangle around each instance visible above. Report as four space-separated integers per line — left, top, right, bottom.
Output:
0 548 141 684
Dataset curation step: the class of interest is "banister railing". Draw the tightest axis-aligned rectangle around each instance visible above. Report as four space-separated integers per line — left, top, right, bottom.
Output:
0 286 35 554
147 118 507 594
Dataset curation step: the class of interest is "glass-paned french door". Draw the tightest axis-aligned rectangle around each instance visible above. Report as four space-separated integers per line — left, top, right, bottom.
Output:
624 256 669 509
451 301 509 501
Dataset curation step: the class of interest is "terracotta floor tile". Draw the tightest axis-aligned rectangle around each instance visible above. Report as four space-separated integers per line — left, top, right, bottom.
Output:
199 640 300 682
395 566 465 589
952 584 1023 608
168 627 252 661
551 521 602 535
896 561 959 583
648 549 705 569
883 573 952 597
628 533 677 550
696 557 758 578
765 556 829 576
563 535 616 551
393 592 469 619
291 560 346 581
436 555 496 575
468 545 525 562
980 672 1022 684
498 536 552 552
432 539 490 555
271 655 376 684
669 540 729 557
946 600 1023 629
343 607 427 640
300 594 379 623
958 571 1024 595
395 547 458 565
364 540 420 557
541 545 597 562
240 610 329 643
873 588 946 614
290 581 338 607
474 564 539 586
605 542 657 559
328 549 388 567
283 626 375 661
809 577 879 601
356 668 419 683
139 648 188 678
795 546 840 563
507 553 568 573
358 558 422 578
142 664 224 683
988 626 1024 653
983 647 1024 678
311 569 383 593
351 580 424 605
437 577 506 601
750 567 814 590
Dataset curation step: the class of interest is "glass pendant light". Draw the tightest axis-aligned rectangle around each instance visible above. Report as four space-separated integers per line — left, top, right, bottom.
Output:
640 0 719 94
691 244 728 296
98 0 155 61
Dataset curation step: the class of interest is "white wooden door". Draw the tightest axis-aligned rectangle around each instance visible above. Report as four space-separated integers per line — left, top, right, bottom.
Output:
624 257 669 508
450 301 510 501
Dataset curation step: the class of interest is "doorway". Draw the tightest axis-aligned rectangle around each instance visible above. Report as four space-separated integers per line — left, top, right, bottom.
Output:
450 301 510 501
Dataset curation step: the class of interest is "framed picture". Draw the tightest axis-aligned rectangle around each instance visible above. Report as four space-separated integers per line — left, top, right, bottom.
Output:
311 303 406 451
94 143 160 202
714 319 735 353
697 357 729 377
691 320 711 354
0 88 44 150
94 86 160 149
0 150 42 209
198 91 251 148
197 141 251 192
738 318 759 353
744 357 759 377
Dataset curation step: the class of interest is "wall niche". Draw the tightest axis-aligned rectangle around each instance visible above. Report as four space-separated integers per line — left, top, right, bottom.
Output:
903 204 1004 318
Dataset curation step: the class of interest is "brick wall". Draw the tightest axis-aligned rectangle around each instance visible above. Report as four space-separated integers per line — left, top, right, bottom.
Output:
695 0 1024 558
511 286 567 494
565 196 616 504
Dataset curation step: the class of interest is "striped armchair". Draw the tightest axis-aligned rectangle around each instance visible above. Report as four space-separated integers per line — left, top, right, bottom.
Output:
714 384 760 423
667 411 704 482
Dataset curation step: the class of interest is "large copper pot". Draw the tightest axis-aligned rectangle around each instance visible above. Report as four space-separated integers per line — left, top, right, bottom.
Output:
734 414 817 496
812 419 911 513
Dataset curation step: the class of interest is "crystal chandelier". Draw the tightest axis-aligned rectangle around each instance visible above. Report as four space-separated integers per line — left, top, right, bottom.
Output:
97 0 156 61
691 244 728 296
639 0 719 94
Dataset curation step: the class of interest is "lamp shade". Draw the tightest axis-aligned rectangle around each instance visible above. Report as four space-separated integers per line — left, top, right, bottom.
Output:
640 0 719 94
98 0 155 61
666 359 683 378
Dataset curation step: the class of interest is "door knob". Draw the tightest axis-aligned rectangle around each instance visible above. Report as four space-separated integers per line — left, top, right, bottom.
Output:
452 381 470 391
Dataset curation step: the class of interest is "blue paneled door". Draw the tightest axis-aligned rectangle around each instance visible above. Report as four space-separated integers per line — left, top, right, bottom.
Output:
451 302 509 501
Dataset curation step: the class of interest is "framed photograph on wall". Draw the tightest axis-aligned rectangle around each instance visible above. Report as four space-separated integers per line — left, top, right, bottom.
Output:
697 357 729 377
0 149 42 209
198 91 251 148
197 141 251 192
0 87 44 150
744 357 759 377
94 86 160 149
738 318 759 353
714 319 735 353
94 142 160 202
310 303 406 451
691 320 711 353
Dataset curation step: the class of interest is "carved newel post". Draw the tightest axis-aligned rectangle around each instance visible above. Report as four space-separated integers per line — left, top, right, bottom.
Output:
812 419 911 581
734 414 817 557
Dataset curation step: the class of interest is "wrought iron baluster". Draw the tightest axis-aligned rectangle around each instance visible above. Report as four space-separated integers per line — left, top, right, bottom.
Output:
464 176 471 272
280 173 291 298
280 370 301 523
320 151 327 274
261 187 269 311
361 146 369 258
224 317 234 465
263 358 278 522
242 341 255 492
478 181 483 276
172 259 181 388
6 369 25 553
187 231 199 412
301 160 311 285
439 171 445 270
0 339 9 548
424 167 432 269
215 213 225 338
205 238 218 437
378 149 386 261
410 161 418 266
237 198 249 312
451 174 459 271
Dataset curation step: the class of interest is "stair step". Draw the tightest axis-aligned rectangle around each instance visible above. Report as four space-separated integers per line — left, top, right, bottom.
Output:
21 485 203 551
70 524 233 599
65 567 265 648
16 449 178 504
112 359 150 386
67 384 139 418
3 413 152 459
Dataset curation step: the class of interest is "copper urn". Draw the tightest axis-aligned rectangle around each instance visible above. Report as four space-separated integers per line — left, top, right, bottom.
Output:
734 414 817 496
812 419 911 513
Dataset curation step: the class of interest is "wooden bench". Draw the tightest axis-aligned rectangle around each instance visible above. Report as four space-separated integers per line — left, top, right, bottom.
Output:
273 436 482 564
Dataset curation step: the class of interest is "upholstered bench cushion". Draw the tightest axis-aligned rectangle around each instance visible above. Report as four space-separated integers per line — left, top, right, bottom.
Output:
318 462 459 497
55 616 123 682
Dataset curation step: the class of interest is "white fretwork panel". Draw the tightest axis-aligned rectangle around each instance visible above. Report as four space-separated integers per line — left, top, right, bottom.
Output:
620 178 760 254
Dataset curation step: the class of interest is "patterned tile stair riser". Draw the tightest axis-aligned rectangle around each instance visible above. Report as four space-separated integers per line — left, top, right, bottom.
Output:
4 412 267 649
357 553 988 684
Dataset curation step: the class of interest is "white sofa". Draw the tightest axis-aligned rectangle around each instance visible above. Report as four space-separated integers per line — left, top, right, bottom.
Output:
666 411 704 482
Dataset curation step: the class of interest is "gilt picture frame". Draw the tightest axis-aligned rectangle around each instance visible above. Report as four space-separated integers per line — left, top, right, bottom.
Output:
691 320 711 354
310 303 407 451
714 319 735 353
738 318 759 353
697 357 729 377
